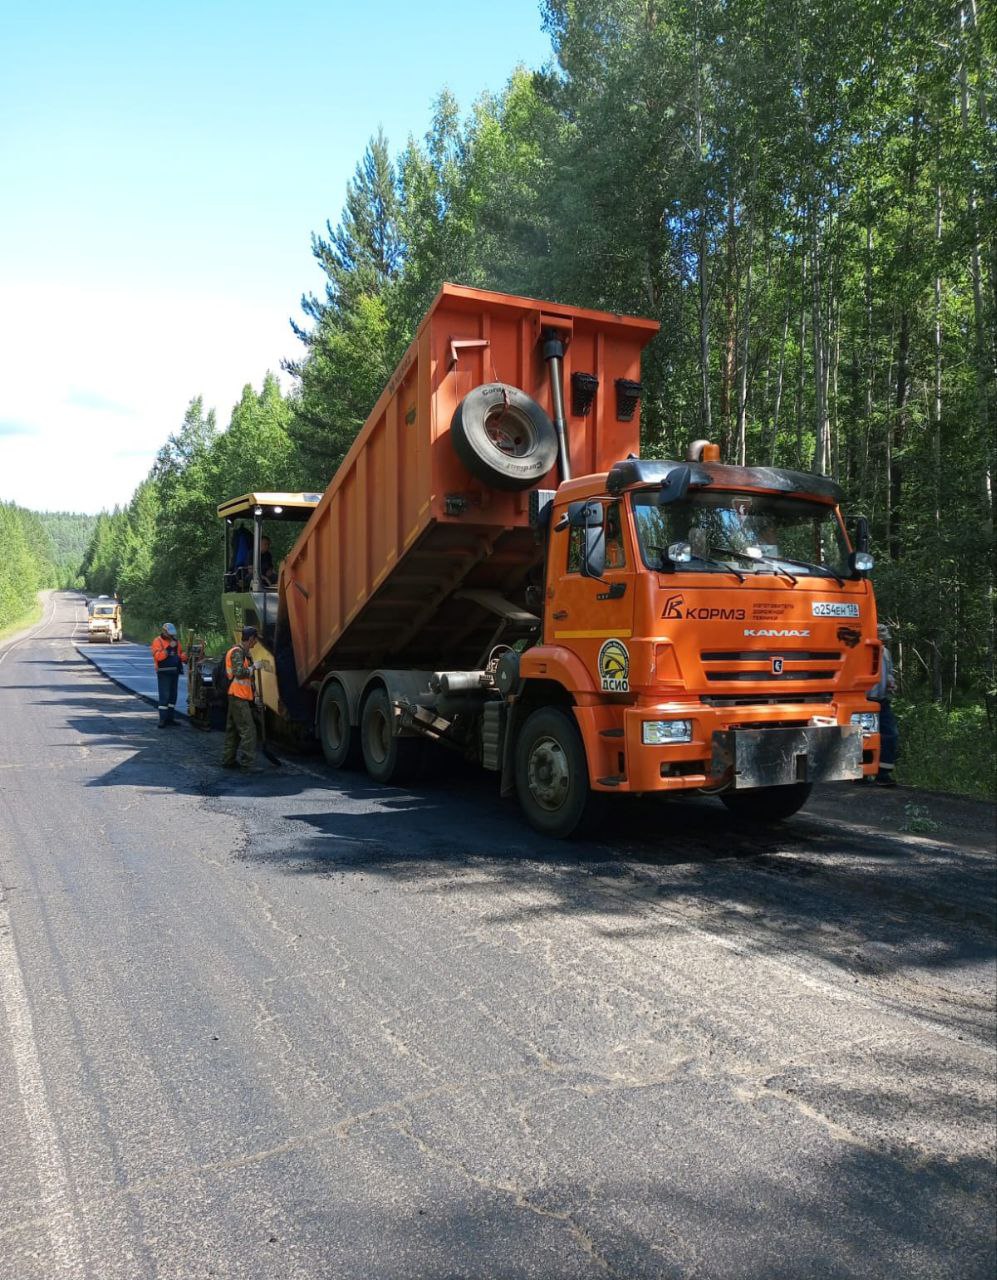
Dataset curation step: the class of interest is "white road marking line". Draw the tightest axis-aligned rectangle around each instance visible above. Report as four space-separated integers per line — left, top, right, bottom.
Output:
0 891 86 1273
0 591 59 668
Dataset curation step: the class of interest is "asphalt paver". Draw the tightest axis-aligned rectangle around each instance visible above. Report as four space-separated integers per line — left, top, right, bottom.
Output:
1 592 994 1278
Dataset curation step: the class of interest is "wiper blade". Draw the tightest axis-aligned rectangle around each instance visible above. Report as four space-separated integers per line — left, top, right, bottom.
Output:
770 556 845 586
713 546 791 584
692 555 746 582
648 545 745 582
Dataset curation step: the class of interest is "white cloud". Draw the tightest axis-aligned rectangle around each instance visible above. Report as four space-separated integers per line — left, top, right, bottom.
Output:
0 281 298 513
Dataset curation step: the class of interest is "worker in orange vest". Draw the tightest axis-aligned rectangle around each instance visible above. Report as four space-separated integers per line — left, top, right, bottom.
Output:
150 623 186 727
221 625 264 771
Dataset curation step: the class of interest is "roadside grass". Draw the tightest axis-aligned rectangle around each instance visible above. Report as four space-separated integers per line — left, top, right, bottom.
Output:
123 612 228 656
0 595 43 644
894 700 996 800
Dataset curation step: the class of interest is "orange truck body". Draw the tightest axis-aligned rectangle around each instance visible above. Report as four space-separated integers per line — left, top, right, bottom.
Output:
269 283 881 836
281 283 657 678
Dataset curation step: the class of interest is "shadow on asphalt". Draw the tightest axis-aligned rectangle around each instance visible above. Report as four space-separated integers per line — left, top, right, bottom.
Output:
56 662 997 985
220 767 996 990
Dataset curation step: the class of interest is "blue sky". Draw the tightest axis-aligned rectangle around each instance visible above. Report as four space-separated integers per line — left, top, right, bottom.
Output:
0 0 553 512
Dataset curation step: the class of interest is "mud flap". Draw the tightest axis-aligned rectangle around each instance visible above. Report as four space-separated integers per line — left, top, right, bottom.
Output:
711 725 862 789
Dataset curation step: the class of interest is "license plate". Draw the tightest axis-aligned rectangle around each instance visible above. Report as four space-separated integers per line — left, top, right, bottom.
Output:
812 601 859 618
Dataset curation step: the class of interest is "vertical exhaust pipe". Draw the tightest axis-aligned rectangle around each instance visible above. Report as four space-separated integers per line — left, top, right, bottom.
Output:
541 328 572 481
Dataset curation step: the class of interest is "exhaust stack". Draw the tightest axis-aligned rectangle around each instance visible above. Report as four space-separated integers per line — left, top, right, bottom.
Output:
541 328 572 481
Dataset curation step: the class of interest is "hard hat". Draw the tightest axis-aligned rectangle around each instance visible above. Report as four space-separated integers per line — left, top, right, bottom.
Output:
162 622 177 637
241 625 258 641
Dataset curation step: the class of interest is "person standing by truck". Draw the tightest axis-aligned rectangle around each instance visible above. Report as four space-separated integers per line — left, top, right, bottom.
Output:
150 623 186 727
221 625 264 771
870 623 899 786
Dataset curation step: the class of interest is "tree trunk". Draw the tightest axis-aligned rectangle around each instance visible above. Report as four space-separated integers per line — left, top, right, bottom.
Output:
769 305 790 466
932 182 944 703
693 22 713 438
735 201 755 465
890 309 910 562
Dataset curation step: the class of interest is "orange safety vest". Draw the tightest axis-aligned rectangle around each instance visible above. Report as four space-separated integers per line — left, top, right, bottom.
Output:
225 645 256 700
151 636 186 669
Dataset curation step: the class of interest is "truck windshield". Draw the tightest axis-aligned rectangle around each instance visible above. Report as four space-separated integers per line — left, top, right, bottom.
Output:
631 490 850 578
94 607 116 616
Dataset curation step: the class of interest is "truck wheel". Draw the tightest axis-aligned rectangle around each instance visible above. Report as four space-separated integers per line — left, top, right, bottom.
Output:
361 687 422 785
514 707 600 839
319 682 362 770
719 783 813 823
451 383 559 491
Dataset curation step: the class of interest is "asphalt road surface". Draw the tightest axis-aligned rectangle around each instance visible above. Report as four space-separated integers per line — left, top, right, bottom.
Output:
2 592 994 1279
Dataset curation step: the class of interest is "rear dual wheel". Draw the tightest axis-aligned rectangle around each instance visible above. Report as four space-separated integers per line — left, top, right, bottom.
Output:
318 682 362 770
360 688 423 785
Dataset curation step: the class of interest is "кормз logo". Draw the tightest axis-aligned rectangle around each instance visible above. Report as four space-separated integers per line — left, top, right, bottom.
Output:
662 595 684 619
598 638 630 692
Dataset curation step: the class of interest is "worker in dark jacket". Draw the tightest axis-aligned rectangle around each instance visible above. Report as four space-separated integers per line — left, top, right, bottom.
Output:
870 622 899 786
150 623 186 727
221 625 264 771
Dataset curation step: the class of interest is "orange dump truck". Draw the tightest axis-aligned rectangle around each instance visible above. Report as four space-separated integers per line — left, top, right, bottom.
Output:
235 284 883 835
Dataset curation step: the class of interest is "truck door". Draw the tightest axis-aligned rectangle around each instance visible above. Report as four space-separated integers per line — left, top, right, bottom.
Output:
547 500 635 693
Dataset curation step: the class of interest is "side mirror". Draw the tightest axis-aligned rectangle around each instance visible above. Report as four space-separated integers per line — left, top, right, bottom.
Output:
853 515 870 553
567 500 607 580
657 464 692 506
849 550 875 576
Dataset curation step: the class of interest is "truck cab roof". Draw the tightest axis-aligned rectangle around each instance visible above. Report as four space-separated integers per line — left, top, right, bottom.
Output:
605 459 842 504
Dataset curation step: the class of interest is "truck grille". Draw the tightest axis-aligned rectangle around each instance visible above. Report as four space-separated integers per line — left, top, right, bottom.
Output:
701 694 834 707
701 649 843 686
701 650 840 662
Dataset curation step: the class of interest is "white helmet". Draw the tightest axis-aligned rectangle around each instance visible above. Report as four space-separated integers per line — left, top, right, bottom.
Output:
162 623 177 637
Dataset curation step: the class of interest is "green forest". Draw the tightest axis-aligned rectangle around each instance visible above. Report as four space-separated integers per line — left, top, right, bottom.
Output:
0 505 95 634
73 0 993 791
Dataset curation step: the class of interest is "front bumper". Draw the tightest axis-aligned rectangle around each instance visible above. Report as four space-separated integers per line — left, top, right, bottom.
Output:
577 700 879 793
710 724 863 788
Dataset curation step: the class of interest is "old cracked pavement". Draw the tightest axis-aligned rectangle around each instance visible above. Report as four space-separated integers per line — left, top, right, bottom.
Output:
1 593 995 1279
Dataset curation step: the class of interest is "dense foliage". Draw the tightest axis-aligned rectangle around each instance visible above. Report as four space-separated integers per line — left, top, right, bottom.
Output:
0 503 57 630
81 1 993 741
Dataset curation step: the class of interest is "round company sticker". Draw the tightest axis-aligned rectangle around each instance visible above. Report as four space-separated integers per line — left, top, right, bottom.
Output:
598 638 630 693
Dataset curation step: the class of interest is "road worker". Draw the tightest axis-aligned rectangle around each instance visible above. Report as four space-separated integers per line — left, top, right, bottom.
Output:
870 622 899 786
259 535 276 587
221 625 265 771
150 623 186 727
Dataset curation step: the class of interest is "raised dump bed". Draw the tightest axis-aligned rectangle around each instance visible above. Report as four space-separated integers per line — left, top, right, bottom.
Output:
280 283 659 684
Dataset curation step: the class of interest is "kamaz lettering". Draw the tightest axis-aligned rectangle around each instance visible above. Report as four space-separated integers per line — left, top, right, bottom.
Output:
744 628 811 638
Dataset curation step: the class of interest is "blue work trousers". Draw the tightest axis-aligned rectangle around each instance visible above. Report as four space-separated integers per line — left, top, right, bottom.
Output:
875 699 899 772
157 669 179 725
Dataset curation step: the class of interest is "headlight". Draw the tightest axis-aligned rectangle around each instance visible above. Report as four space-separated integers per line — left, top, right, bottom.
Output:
642 719 693 745
850 711 879 735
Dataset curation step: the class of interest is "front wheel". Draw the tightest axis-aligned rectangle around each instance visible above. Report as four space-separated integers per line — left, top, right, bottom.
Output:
719 783 812 823
514 707 602 839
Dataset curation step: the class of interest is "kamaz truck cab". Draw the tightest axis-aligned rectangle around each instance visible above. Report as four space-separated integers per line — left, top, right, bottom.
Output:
512 440 880 831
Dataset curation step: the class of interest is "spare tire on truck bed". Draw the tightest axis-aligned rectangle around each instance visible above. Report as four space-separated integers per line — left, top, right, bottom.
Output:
450 383 559 491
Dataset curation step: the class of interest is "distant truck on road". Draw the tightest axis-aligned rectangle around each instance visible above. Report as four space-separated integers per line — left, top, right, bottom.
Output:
189 284 883 836
86 595 122 643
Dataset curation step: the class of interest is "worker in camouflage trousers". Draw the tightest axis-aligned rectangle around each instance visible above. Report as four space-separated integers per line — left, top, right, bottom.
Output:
150 623 186 727
222 625 264 772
